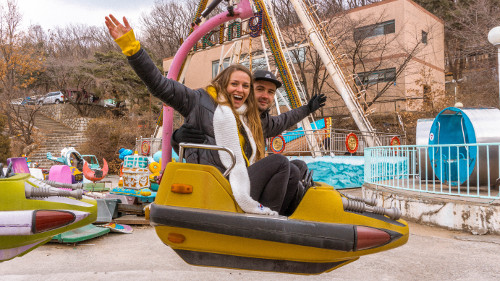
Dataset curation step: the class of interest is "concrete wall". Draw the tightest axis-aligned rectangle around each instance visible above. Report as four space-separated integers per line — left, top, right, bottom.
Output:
164 42 229 89
363 183 500 235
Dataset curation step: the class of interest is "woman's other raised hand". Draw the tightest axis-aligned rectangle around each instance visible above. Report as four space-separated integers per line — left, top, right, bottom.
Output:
105 14 132 40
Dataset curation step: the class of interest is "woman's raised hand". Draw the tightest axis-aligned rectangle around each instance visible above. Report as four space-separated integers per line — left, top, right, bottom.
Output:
105 14 132 40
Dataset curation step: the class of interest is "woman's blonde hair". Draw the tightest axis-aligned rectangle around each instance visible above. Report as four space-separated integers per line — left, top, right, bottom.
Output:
209 64 265 161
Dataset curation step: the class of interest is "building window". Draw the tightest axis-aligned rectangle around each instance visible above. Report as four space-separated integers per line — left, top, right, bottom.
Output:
353 20 395 41
422 30 428 44
241 46 306 71
241 57 268 71
355 68 397 85
212 58 231 78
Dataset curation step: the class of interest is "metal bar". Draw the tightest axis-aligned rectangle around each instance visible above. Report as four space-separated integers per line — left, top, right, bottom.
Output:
477 144 480 196
448 145 451 194
179 143 236 177
288 0 379 147
487 145 490 197
457 145 460 195
467 144 470 195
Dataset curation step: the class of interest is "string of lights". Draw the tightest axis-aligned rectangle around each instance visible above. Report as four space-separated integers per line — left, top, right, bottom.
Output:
254 0 302 108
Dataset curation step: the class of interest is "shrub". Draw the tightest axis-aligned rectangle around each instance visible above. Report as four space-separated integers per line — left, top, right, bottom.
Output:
80 116 153 174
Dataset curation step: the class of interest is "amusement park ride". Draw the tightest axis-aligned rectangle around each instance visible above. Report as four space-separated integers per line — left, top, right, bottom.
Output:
147 0 408 274
157 0 382 167
0 0 408 273
0 161 97 262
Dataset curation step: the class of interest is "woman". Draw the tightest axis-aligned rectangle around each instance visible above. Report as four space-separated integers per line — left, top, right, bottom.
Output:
105 15 296 216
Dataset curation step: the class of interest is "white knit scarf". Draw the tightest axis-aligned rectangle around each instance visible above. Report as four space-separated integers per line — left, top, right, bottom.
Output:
213 103 277 216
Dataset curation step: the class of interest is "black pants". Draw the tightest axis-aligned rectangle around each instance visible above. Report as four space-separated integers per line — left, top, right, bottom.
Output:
248 154 300 215
280 159 310 215
290 159 309 180
279 161 302 215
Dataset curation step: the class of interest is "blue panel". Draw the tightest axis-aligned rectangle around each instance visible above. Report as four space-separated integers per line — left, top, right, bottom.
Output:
282 119 326 143
428 107 477 185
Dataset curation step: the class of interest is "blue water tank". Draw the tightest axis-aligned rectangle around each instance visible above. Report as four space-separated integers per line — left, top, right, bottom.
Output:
428 107 500 185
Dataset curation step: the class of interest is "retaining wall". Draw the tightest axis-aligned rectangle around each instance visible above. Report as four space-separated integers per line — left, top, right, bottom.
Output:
38 104 108 131
363 183 500 235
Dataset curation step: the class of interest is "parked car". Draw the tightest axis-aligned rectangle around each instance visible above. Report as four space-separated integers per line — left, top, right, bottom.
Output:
10 98 22 105
38 91 65 104
21 96 36 105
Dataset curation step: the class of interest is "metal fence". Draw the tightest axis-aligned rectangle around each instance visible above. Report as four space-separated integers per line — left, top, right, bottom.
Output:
267 128 405 156
364 143 500 199
134 130 403 158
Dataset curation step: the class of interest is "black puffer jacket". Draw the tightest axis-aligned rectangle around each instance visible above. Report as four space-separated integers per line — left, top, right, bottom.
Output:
170 92 311 149
128 48 248 173
260 105 311 140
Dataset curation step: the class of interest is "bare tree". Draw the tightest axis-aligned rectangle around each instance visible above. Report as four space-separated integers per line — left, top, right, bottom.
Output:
269 0 342 113
0 0 44 148
344 15 429 109
0 113 10 162
38 24 123 116
444 0 500 107
140 0 198 62
269 0 428 120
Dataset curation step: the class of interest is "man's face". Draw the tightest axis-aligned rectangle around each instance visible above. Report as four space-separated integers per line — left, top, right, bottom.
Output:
254 80 277 112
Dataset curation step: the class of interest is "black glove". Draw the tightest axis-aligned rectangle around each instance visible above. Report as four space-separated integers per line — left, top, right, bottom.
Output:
307 93 327 113
173 123 206 144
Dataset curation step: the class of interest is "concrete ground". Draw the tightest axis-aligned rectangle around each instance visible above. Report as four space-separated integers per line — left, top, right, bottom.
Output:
2 176 499 280
1 221 500 281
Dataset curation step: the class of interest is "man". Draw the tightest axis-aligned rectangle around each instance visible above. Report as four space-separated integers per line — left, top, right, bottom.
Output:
174 69 326 155
173 69 326 215
253 70 325 143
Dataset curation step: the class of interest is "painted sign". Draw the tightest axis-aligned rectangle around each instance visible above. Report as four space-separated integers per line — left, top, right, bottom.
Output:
345 133 359 154
390 136 401 146
270 135 286 154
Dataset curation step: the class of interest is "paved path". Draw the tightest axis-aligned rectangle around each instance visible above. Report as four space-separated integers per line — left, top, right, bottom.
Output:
1 222 499 281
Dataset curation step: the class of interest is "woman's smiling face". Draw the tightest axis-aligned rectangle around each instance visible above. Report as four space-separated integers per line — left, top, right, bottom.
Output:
226 70 251 109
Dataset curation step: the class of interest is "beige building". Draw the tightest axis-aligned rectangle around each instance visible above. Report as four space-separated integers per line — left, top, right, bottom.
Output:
163 0 444 116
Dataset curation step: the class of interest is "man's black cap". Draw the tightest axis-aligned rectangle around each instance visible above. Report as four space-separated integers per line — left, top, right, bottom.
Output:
253 70 282 88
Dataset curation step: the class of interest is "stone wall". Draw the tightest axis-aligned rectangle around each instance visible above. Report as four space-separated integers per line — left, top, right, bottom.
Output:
38 104 108 131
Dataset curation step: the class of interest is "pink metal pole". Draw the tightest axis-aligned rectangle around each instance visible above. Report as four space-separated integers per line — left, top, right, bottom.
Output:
161 0 254 171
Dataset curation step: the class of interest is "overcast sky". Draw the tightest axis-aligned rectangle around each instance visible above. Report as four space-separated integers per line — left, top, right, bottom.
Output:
16 0 158 31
